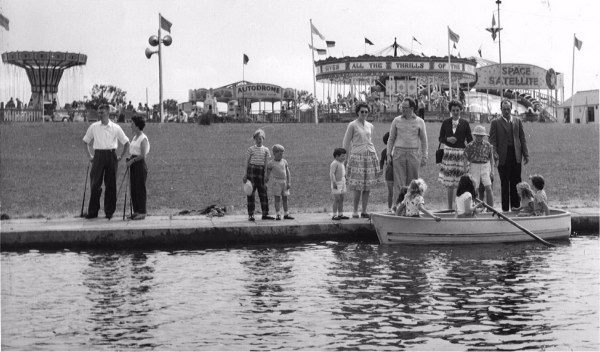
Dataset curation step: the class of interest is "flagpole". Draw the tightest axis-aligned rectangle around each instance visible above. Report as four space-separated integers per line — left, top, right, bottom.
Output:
570 33 576 124
310 19 318 124
158 13 164 123
497 0 503 100
447 27 452 101
242 57 245 120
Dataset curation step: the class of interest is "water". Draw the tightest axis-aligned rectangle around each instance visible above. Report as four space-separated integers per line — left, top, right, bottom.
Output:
2 236 598 350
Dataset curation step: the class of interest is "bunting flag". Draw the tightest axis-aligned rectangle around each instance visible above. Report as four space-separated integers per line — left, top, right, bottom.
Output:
0 12 9 31
243 54 249 65
160 14 172 33
574 36 583 50
448 26 460 43
453 43 457 49
412 36 422 45
478 47 482 57
326 40 335 48
317 49 327 55
365 37 374 45
311 22 325 40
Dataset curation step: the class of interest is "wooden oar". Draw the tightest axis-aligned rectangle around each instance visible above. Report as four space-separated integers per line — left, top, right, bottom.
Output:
474 198 555 247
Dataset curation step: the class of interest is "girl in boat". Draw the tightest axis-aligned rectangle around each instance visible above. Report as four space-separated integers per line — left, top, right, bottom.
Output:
455 175 483 218
395 178 441 221
513 182 535 217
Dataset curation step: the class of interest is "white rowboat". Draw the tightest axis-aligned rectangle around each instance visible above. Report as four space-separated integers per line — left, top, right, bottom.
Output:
371 209 571 245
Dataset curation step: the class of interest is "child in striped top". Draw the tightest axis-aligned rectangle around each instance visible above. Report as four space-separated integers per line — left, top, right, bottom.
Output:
243 129 274 221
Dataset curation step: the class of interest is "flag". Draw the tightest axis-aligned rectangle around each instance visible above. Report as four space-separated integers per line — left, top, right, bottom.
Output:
492 14 496 27
311 22 325 40
478 48 482 57
243 54 249 65
365 37 374 45
326 40 335 48
0 13 9 31
448 26 460 43
453 43 456 49
317 49 327 55
574 36 583 50
412 36 422 45
160 14 172 33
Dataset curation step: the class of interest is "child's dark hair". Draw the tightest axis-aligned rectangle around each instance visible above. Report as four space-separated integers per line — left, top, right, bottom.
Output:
456 175 477 199
383 131 390 145
333 147 347 158
396 186 408 204
529 174 545 190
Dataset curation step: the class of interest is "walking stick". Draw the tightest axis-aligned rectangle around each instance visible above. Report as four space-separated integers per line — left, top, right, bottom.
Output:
475 197 555 247
116 166 129 200
80 162 91 217
123 167 130 220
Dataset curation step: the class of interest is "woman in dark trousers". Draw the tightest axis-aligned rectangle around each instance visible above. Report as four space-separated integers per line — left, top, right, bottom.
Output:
126 116 150 220
438 100 473 210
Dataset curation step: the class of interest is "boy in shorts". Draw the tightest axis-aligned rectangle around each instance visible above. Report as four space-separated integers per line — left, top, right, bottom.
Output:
464 125 495 207
330 148 349 220
266 144 294 220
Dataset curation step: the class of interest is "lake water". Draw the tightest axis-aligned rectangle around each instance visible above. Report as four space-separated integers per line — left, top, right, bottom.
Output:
2 236 598 350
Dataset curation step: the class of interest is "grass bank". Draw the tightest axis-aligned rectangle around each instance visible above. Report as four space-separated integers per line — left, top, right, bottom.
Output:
0 121 598 218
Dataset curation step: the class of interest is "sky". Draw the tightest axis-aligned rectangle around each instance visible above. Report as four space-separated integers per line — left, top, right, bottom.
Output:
1 0 598 107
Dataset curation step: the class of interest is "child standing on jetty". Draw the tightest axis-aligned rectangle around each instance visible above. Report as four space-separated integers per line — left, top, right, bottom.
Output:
330 148 349 220
266 144 294 220
529 174 550 216
464 125 495 207
395 178 441 221
243 129 275 221
380 132 395 213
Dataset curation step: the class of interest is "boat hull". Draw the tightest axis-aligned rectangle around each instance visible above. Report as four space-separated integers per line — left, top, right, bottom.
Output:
371 209 571 245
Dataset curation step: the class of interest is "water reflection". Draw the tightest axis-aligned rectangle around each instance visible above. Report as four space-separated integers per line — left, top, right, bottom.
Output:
82 251 157 349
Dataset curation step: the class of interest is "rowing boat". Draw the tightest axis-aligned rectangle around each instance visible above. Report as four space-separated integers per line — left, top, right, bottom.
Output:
371 209 571 245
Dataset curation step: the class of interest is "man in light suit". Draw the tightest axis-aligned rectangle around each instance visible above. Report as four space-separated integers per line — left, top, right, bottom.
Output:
489 99 529 211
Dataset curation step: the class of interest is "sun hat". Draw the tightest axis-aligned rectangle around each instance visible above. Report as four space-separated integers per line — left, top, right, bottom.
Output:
243 180 253 196
472 125 488 136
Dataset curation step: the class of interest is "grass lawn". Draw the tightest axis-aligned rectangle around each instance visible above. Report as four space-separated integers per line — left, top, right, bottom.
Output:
0 121 598 218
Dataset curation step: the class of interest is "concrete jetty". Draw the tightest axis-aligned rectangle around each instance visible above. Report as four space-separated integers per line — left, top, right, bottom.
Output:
1 208 598 251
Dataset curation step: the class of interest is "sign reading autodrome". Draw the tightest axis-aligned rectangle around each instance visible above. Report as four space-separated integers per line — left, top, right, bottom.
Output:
315 56 477 82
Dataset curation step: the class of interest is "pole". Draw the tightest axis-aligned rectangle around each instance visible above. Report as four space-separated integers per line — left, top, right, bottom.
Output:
570 33 576 124
447 28 452 100
310 19 318 124
158 14 164 123
145 87 149 120
497 0 503 100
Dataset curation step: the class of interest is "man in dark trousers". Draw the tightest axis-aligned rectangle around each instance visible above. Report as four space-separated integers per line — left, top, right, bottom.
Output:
82 104 130 219
489 99 529 211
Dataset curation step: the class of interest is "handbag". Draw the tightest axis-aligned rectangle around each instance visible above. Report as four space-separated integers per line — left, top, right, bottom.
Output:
435 143 444 164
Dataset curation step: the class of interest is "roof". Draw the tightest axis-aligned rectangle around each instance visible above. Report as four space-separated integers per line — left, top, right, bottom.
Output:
558 89 599 108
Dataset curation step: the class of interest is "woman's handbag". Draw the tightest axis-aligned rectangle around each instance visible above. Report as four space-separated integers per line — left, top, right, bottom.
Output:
435 143 444 164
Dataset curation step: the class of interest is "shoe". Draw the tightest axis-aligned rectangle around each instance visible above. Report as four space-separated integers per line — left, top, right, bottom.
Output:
283 215 295 220
132 213 146 220
387 209 394 214
338 215 349 220
249 215 255 222
276 215 281 220
262 215 275 220
360 213 370 219
332 215 340 220
352 213 359 218
85 213 98 219
105 214 113 220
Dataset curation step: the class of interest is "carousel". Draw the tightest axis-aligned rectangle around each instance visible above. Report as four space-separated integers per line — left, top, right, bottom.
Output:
188 81 297 122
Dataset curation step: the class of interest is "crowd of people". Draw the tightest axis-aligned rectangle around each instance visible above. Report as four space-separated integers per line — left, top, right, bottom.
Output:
80 98 549 222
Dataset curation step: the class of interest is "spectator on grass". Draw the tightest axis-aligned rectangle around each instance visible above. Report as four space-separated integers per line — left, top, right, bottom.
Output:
243 129 275 221
343 102 381 219
82 104 130 219
126 116 150 220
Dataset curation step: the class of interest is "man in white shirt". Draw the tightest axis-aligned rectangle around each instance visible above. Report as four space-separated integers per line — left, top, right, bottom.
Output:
83 104 130 219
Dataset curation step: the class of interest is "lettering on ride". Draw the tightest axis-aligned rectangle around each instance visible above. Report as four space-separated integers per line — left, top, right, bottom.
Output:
237 85 281 94
393 62 425 70
436 63 462 71
323 64 341 72
486 65 539 86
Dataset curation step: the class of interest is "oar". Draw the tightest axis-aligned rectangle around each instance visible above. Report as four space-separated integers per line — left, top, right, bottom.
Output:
475 197 555 247
80 162 91 217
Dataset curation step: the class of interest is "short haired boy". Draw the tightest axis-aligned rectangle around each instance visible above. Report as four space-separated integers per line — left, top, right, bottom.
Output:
266 144 294 220
464 125 495 207
529 174 550 216
330 148 349 220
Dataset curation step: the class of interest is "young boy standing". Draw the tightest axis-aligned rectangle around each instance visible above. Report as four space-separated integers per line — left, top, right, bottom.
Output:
330 148 349 220
463 125 495 207
243 129 274 221
266 144 294 220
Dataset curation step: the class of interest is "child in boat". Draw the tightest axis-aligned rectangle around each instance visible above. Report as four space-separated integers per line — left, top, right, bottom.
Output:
266 144 294 220
330 147 349 220
380 132 395 213
394 186 408 216
513 181 535 217
529 174 550 216
243 129 274 222
395 178 441 221
455 175 484 218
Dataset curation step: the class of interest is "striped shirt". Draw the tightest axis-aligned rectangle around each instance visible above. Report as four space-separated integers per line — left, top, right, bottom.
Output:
246 145 271 166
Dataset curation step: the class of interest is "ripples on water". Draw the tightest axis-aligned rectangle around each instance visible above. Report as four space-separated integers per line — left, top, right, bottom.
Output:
1 237 598 350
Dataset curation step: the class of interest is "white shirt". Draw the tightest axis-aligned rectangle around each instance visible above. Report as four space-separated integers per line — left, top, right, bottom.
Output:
129 132 149 156
456 192 473 215
83 121 129 149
